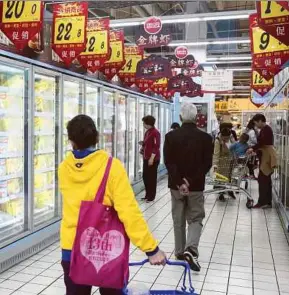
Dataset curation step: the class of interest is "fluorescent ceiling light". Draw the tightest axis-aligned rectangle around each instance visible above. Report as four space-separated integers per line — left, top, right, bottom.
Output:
169 39 250 47
110 22 141 28
218 93 250 96
216 67 252 71
207 56 252 61
205 60 252 64
203 14 250 21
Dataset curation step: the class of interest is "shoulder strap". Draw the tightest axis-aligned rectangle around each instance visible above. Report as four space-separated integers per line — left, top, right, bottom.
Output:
95 157 113 204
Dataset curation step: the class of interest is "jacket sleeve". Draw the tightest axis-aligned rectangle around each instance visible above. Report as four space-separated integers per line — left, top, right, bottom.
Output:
152 130 161 155
164 133 184 187
110 159 158 253
203 135 213 174
213 139 221 167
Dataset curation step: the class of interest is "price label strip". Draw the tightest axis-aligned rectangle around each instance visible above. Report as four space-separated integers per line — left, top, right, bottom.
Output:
257 1 289 46
118 45 143 86
250 13 289 78
100 30 125 80
251 70 274 96
52 2 88 66
0 0 44 50
78 18 110 73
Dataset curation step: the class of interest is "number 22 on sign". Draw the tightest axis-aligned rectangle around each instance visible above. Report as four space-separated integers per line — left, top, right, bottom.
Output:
2 1 41 23
54 16 85 44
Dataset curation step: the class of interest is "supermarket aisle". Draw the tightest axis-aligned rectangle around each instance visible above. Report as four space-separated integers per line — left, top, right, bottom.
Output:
0 179 289 295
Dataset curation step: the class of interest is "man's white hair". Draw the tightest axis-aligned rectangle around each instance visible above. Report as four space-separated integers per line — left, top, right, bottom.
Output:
180 102 197 122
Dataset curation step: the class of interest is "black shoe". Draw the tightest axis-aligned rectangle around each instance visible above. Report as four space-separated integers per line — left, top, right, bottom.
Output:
141 197 147 201
219 194 225 201
175 253 185 261
184 249 201 272
228 191 236 199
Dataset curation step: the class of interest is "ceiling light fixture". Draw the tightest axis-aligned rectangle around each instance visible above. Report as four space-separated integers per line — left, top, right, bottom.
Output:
169 39 250 47
207 56 252 61
205 60 252 64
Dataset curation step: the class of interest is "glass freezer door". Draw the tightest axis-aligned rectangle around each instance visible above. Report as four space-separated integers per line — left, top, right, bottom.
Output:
63 79 83 157
128 97 137 181
103 91 116 156
33 73 59 226
0 64 26 243
116 94 127 167
85 84 100 130
138 99 146 176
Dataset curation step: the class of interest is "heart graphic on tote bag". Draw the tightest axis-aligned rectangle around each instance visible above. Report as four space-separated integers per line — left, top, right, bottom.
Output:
80 227 125 272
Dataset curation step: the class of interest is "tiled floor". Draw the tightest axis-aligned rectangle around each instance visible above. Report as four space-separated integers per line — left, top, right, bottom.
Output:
1 179 289 295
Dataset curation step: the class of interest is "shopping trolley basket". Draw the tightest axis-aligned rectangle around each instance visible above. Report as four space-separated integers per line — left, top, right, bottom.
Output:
124 259 199 295
204 155 254 208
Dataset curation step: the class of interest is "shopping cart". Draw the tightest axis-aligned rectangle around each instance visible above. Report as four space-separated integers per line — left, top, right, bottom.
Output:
124 259 199 295
204 155 254 209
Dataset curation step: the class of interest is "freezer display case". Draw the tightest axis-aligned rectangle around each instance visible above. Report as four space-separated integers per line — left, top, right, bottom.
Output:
0 64 26 242
33 73 58 226
63 79 83 157
137 99 147 176
85 84 100 131
116 94 127 167
128 97 137 181
103 91 116 156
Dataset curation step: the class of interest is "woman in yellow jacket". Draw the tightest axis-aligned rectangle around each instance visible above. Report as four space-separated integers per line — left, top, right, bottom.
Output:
59 115 166 295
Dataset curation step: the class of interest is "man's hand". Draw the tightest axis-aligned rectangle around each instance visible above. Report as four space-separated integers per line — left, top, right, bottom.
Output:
247 148 253 155
148 157 154 166
148 249 167 266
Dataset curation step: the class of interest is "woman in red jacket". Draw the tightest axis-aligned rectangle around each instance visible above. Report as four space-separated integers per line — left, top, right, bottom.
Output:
141 115 161 203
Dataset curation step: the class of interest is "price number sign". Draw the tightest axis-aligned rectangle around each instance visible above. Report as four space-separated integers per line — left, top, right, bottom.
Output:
258 1 288 21
52 2 88 66
82 30 108 55
2 1 42 23
108 41 124 64
252 71 273 87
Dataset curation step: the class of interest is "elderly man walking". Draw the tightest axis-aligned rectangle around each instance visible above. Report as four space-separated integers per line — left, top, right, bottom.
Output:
164 103 213 271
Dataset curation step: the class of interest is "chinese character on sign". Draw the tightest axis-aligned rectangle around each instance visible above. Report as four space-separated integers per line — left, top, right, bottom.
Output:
274 58 282 65
12 32 19 40
149 35 158 45
87 61 93 67
265 59 272 67
160 34 170 44
70 51 76 58
21 31 29 40
276 26 285 36
62 51 68 58
137 36 147 46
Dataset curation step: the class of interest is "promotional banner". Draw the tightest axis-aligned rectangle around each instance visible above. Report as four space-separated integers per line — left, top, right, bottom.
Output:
201 70 233 93
167 74 194 94
279 1 289 11
181 82 203 97
251 70 274 97
181 62 203 77
52 2 88 66
136 55 172 81
118 45 143 86
101 30 125 80
135 17 171 48
135 78 154 93
162 89 174 100
0 1 44 51
257 1 289 46
250 13 289 75
168 54 195 68
78 18 110 73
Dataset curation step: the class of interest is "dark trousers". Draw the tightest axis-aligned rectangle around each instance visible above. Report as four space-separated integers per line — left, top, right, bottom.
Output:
258 171 272 205
143 159 159 201
61 261 122 295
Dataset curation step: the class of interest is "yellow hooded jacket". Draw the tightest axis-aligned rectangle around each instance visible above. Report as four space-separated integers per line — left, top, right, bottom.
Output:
59 150 158 253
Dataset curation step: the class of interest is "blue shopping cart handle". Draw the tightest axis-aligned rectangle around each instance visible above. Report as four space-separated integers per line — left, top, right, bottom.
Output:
129 259 194 291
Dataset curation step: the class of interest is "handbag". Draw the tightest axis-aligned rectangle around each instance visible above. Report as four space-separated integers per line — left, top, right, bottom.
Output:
70 157 130 289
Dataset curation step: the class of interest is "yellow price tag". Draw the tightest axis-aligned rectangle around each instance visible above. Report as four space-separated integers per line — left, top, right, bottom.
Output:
252 71 273 86
120 55 142 74
252 26 289 54
54 16 85 45
2 1 42 23
81 30 108 56
259 1 289 19
109 41 123 63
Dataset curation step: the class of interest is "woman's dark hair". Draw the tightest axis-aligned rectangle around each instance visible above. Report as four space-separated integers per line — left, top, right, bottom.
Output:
247 119 255 130
220 122 233 131
252 113 266 123
142 115 156 126
220 127 231 137
240 133 249 143
171 122 180 130
67 115 99 150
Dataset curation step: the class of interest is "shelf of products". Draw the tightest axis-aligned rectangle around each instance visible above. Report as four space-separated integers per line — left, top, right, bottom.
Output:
0 64 25 242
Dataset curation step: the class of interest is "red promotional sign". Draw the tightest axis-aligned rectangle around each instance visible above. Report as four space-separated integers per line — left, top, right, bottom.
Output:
135 79 154 93
251 70 274 97
136 55 172 81
52 2 88 66
279 1 289 11
162 89 174 100
168 54 195 68
181 82 203 97
118 46 143 86
100 30 125 80
135 17 171 48
175 46 188 59
78 18 110 73
151 78 168 94
168 74 194 94
250 13 289 74
0 1 44 51
257 1 289 46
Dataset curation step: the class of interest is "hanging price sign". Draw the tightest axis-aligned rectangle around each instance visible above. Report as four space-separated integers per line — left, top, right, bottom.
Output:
279 1 289 11
100 30 125 80
251 70 274 96
257 1 289 46
0 1 44 51
152 78 168 94
162 89 174 100
52 2 88 66
118 46 143 86
250 14 289 74
78 18 110 73
135 79 154 93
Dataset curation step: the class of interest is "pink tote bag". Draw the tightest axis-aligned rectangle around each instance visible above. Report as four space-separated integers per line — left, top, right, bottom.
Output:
70 157 130 289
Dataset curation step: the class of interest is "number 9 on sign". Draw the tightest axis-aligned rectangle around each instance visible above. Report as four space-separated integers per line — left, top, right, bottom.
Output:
109 41 123 63
54 16 85 44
